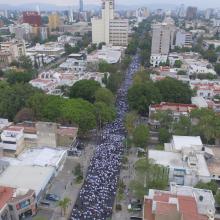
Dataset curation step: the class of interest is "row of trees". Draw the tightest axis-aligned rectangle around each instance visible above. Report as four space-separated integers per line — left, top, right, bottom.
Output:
129 158 169 199
128 76 193 115
0 79 116 135
126 18 152 67
152 108 220 144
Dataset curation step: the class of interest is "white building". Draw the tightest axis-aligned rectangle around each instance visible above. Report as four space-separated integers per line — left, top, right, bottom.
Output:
136 7 150 23
203 39 220 49
175 29 192 48
0 126 25 156
149 149 210 186
27 42 64 57
185 59 216 76
87 45 124 64
91 0 129 46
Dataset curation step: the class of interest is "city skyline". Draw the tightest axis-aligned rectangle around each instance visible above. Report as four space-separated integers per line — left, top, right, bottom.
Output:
1 0 220 8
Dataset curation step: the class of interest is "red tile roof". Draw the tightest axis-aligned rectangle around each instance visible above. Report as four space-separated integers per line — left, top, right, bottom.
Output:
0 186 14 210
150 102 197 113
143 193 209 220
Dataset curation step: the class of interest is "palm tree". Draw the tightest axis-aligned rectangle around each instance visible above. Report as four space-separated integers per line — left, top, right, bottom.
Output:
58 197 71 216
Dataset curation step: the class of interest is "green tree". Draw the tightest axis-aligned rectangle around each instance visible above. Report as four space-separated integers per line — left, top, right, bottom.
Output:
106 72 124 94
18 56 33 70
152 110 173 129
215 63 220 75
58 197 71 216
195 181 218 195
173 115 192 136
155 77 192 104
124 111 138 136
95 88 115 106
190 108 219 143
69 80 101 103
128 82 162 115
132 125 149 149
98 60 117 73
177 70 187 75
215 190 220 205
159 128 171 144
6 70 33 84
94 102 116 128
174 60 182 68
133 70 150 85
130 158 169 199
203 50 217 63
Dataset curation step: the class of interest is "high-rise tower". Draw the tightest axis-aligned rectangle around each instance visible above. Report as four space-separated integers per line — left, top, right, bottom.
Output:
79 0 83 12
91 0 128 46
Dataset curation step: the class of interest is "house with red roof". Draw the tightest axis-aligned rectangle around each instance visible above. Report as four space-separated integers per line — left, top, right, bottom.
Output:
143 183 215 220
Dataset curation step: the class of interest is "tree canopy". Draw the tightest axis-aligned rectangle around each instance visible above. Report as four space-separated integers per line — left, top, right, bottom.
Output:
155 77 192 104
69 80 101 103
132 125 149 149
128 82 162 115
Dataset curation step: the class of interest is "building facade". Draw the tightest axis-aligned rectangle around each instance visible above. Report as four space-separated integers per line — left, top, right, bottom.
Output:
150 17 176 67
91 0 128 46
22 11 41 27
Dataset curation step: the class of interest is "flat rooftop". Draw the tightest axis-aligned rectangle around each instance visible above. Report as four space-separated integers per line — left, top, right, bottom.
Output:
0 165 54 197
149 150 210 177
207 147 220 176
172 135 203 151
1 147 66 169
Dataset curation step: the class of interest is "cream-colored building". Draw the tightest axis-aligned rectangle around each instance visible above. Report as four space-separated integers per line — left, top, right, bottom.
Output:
48 13 60 31
0 40 26 60
92 0 128 46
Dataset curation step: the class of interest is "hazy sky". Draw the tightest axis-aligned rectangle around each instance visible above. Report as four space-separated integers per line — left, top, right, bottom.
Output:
1 0 220 8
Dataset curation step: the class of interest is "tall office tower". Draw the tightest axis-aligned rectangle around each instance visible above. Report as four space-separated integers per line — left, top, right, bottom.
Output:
48 13 60 30
22 11 41 27
205 8 213 20
36 5 40 15
150 16 176 67
91 0 128 46
186 6 197 20
69 7 74 23
79 0 84 12
178 4 185 18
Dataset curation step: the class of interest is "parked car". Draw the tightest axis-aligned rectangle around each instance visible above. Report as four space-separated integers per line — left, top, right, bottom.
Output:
45 194 60 202
67 148 82 157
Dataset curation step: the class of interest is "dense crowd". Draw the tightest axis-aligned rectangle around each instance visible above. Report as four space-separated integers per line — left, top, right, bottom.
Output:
71 55 140 220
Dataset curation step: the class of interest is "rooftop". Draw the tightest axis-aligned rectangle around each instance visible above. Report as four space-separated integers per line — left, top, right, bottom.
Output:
172 135 203 151
0 186 13 210
150 102 197 113
0 165 54 196
144 184 215 220
149 150 210 178
1 147 66 169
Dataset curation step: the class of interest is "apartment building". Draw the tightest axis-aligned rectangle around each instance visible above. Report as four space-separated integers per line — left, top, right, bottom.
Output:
150 17 176 67
186 6 198 20
0 40 26 60
0 186 36 220
175 29 192 48
48 13 60 31
0 126 25 157
92 0 128 46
